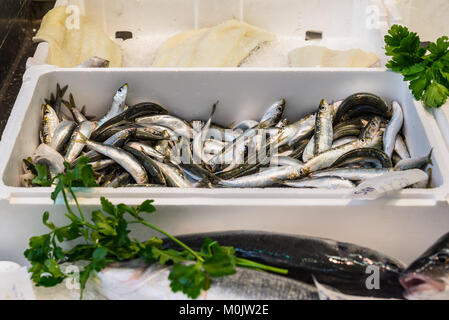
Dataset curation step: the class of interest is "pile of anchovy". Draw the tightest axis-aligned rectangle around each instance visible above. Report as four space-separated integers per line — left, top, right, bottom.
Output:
21 84 432 192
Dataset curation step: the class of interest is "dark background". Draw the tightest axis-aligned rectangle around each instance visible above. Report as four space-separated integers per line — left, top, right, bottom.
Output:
0 0 54 137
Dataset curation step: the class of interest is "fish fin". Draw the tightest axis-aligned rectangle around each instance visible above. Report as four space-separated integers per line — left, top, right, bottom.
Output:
427 148 433 166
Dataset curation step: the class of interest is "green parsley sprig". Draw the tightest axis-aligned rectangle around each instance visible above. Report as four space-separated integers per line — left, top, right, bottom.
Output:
25 157 287 299
385 24 449 108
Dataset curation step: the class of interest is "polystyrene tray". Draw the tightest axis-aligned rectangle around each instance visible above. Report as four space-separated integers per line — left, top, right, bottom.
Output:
28 0 392 68
1 66 449 265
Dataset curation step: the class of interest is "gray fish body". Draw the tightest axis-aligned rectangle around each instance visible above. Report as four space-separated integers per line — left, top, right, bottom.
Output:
104 172 131 188
400 232 449 300
97 84 128 127
282 177 355 189
314 100 333 155
286 114 316 147
32 144 65 177
394 150 432 171
42 104 60 145
126 142 165 162
233 120 259 132
259 99 285 128
81 127 135 163
302 136 315 162
310 168 393 182
65 121 97 162
383 101 403 158
331 136 357 148
153 161 193 188
85 141 149 184
89 159 116 171
304 137 377 173
394 135 410 159
50 120 77 152
219 165 303 188
92 261 318 300
136 115 194 139
77 56 110 68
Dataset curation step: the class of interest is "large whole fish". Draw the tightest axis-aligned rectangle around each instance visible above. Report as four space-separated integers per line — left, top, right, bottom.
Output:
91 260 319 300
164 231 406 298
400 232 449 300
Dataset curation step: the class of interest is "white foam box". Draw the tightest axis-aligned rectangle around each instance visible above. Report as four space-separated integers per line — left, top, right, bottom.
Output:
28 0 391 68
1 66 449 266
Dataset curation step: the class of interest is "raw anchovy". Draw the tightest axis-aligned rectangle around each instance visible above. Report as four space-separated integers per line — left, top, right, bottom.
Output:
31 144 65 177
65 121 97 163
218 165 304 188
50 120 77 152
89 159 116 171
92 102 169 140
314 99 333 155
123 146 166 185
394 135 410 159
302 136 315 162
192 103 217 164
334 93 390 123
259 99 285 128
42 104 60 145
353 169 429 198
151 161 193 188
331 136 357 148
383 101 404 158
280 177 355 189
394 149 433 171
126 142 166 162
310 168 393 182
332 148 393 169
83 139 149 184
303 137 379 174
80 127 136 164
136 115 195 139
104 172 131 188
97 84 128 127
270 156 303 167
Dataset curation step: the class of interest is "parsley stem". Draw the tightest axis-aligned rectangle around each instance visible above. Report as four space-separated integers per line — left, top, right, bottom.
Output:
130 219 205 263
236 258 288 275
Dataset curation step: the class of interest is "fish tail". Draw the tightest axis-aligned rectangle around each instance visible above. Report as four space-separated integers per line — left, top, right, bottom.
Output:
427 148 434 166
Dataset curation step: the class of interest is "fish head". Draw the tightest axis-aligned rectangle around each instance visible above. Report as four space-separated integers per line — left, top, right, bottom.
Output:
400 233 449 299
114 84 129 102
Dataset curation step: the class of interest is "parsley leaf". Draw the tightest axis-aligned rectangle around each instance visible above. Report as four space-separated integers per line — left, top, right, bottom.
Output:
385 25 449 108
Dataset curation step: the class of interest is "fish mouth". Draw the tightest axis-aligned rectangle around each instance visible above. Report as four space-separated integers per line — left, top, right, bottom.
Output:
400 273 446 299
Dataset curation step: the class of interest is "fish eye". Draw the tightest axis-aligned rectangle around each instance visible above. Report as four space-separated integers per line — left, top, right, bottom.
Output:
360 138 366 143
436 253 449 263
370 122 377 127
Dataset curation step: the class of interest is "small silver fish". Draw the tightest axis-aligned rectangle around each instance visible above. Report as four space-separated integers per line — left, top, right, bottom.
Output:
50 120 77 152
394 135 410 160
383 101 404 158
314 99 333 155
281 176 355 189
65 121 97 163
83 139 149 184
32 144 65 177
97 84 128 127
